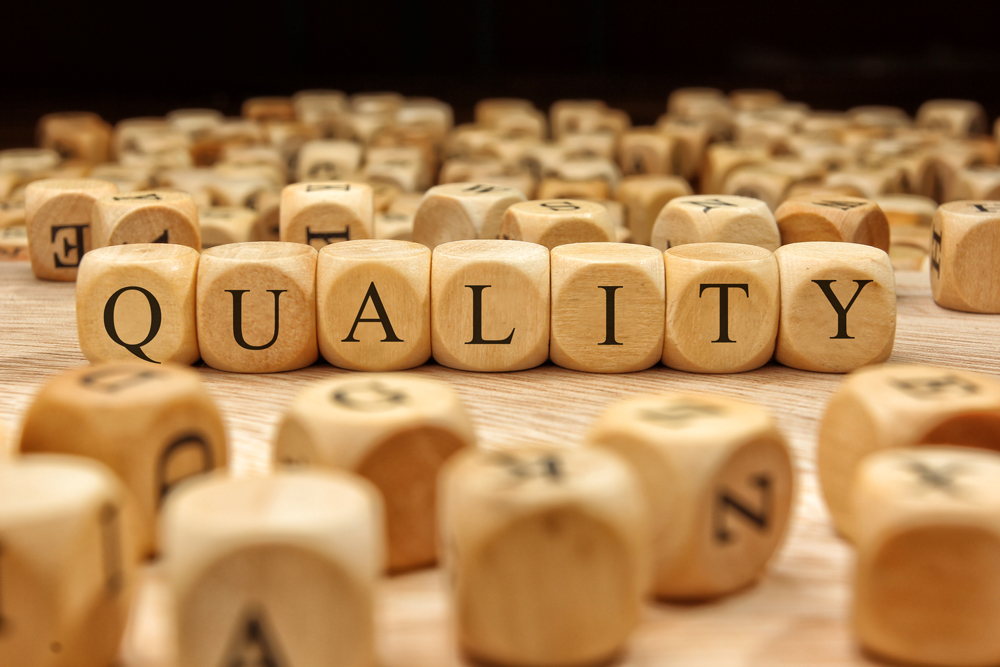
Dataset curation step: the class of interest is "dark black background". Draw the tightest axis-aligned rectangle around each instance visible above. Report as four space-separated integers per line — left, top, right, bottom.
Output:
4 0 1000 147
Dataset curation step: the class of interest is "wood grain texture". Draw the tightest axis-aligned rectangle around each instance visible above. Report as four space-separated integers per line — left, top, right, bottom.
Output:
1 261 998 666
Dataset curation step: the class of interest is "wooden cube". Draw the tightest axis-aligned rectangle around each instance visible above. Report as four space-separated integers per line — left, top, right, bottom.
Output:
873 194 937 227
162 471 383 667
0 454 138 666
667 87 728 117
197 242 318 373
615 174 693 245
774 242 895 373
550 99 609 139
664 243 779 373
241 96 295 123
279 181 373 249
374 211 414 240
0 225 30 261
92 190 201 250
295 140 363 181
818 363 1000 540
536 177 611 201
657 116 719 179
37 111 112 163
19 362 227 556
824 166 905 200
431 240 549 372
440 446 650 667
475 98 536 127
916 99 988 138
76 244 200 365
550 243 664 373
498 199 614 249
700 143 770 194
275 374 473 570
412 182 526 250
729 89 785 112
25 179 119 281
650 194 780 252
0 147 61 175
560 131 617 161
587 392 793 600
166 108 224 141
930 201 1000 313
773 195 890 251
199 206 259 248
316 240 430 371
854 447 1000 666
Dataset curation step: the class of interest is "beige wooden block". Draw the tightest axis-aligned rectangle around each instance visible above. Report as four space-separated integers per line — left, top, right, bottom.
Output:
91 190 201 250
853 447 1000 667
37 111 112 164
554 156 621 191
550 99 609 139
241 96 295 122
873 194 937 227
197 242 318 373
536 177 610 201
494 109 547 141
316 240 430 371
219 145 286 174
549 243 663 373
889 225 932 271
599 199 626 230
395 97 454 144
929 200 1000 313
295 139 363 181
430 240 549 372
650 194 780 252
76 244 200 365
199 206 259 247
924 140 992 202
667 88 729 117
19 362 227 556
0 147 61 176
250 188 281 242
560 131 617 161
0 454 139 667
374 211 413 241
275 374 473 570
732 111 796 152
773 195 890 251
774 242 895 373
824 167 905 199
162 471 383 667
0 225 29 261
165 108 224 141
700 143 770 194
916 99 988 138
587 392 793 600
850 105 911 130
482 133 541 167
363 146 428 192
412 182 526 250
951 165 1000 200
657 116 720 179
615 174 692 246
729 89 785 112
475 98 536 127
293 89 347 127
663 243 779 373
440 445 650 667
722 165 796 210
0 197 25 228
89 165 152 193
209 172 283 209
25 178 118 281
371 181 401 213
618 128 678 176
499 199 613 249
817 363 1000 542
279 181 373 249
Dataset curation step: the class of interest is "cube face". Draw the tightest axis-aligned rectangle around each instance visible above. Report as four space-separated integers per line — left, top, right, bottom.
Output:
650 195 780 252
774 242 896 373
412 182 526 250
77 244 200 366
916 99 987 137
197 242 318 373
499 199 613 250
930 201 1000 313
280 182 374 249
25 179 119 281
295 140 363 181
431 240 549 372
199 207 259 248
550 243 664 373
663 243 779 373
615 174 693 246
92 191 201 250
317 240 430 371
774 195 890 251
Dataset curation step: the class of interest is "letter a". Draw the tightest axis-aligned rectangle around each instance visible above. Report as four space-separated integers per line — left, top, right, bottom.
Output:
341 282 403 342
224 609 286 667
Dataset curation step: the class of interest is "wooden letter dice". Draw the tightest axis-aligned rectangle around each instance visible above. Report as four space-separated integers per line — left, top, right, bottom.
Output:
317 240 430 371
664 243 779 373
615 174 693 246
76 244 200 365
25 179 119 281
431 240 549 371
650 195 780 252
162 471 383 667
199 207 260 248
412 182 526 250
930 201 1000 313
92 191 201 250
274 374 474 571
499 199 614 249
439 446 650 667
550 243 664 373
18 362 227 556
0 455 138 667
774 242 896 373
197 242 318 373
773 195 890 251
818 363 1000 540
853 447 1000 666
587 393 794 600
280 181 374 249
916 99 988 137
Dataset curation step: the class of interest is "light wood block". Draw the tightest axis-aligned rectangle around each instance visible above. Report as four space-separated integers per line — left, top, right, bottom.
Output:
475 98 536 127
536 177 610 201
667 88 729 118
657 116 720 180
729 89 785 112
280 181 374 249
951 165 1000 200
499 199 613 249
316 240 431 371
587 392 793 600
76 244 200 365
89 165 152 194
249 188 281 242
0 224 29 261
199 206 259 247
241 96 295 123
364 146 429 193
0 454 138 667
92 191 201 251
849 105 911 130
25 179 118 281
664 243 778 374
823 167 904 200
293 89 347 136
930 201 1000 313
197 242 318 373
924 140 994 203
550 243 664 373
853 446 1000 667
162 471 383 667
0 147 61 175
889 225 932 271
773 195 890 251
550 99 609 139
275 374 473 571
412 183 526 250
873 194 937 227
430 240 549 372
700 143 770 194
165 109 224 141
650 194 780 252
18 362 227 555
296 139 363 181
560 131 617 161
374 211 414 241
440 446 650 667
916 99 988 138
37 111 112 164
615 174 693 246
371 181 401 212
619 128 677 179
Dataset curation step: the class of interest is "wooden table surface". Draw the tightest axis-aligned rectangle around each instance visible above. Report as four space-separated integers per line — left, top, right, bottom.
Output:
2 260 998 667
